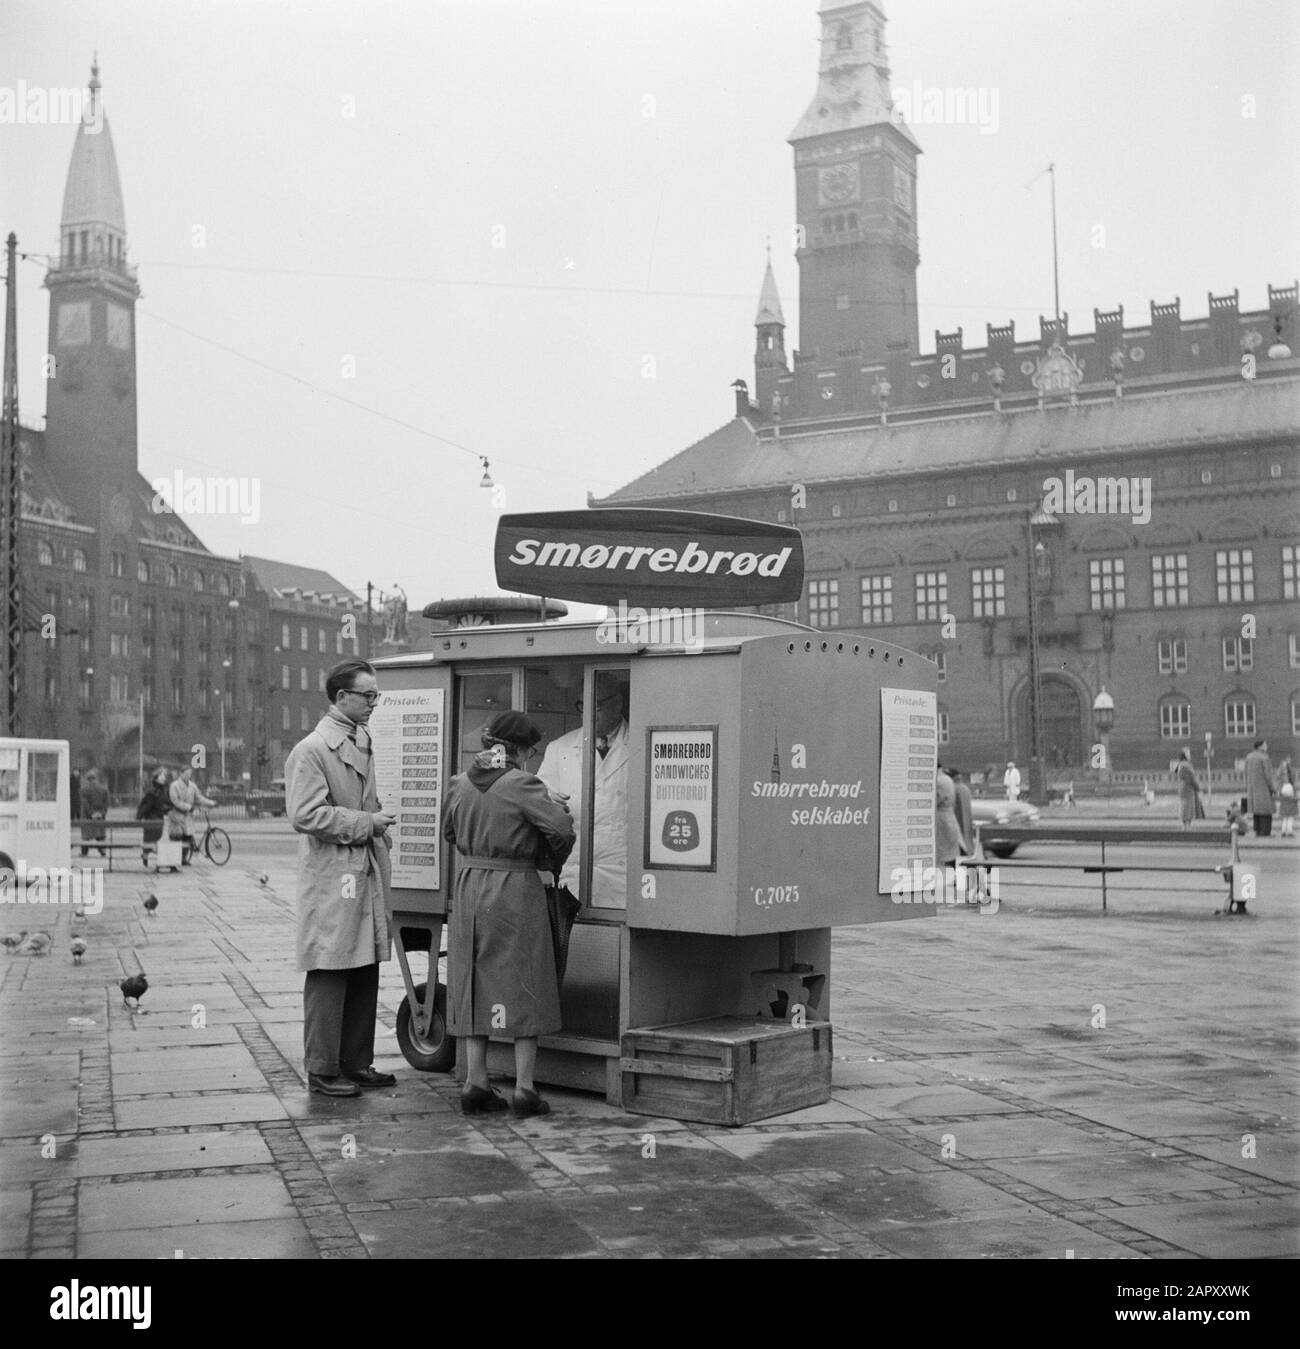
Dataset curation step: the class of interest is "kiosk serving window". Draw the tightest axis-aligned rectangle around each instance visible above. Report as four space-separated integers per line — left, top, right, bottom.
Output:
452 661 632 915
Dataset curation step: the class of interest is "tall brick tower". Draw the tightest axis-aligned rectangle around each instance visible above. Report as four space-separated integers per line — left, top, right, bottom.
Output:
788 0 920 365
43 59 141 527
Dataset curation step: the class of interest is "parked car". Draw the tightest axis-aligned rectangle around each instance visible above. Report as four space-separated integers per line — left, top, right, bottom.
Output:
206 780 246 807
970 798 1040 857
246 777 286 818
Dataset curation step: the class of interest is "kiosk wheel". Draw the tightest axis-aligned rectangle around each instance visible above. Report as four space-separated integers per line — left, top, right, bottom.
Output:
396 982 455 1072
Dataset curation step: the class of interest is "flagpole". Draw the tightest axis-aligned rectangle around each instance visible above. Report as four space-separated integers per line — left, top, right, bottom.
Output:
1049 163 1061 330
138 691 144 797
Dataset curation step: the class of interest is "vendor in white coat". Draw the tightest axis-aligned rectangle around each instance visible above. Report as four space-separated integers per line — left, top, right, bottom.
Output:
538 676 629 909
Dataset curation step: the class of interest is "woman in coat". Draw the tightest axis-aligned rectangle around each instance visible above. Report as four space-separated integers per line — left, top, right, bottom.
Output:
935 768 969 902
136 768 170 865
1175 749 1203 829
443 710 575 1117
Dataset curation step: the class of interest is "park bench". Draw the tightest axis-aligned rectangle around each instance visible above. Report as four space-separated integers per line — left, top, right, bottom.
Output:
971 823 1247 914
71 819 183 872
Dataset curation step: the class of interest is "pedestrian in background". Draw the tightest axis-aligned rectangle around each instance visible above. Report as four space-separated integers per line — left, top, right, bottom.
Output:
167 766 215 865
136 768 170 866
79 769 108 858
1277 756 1296 838
444 710 575 1117
1175 748 1203 829
1004 761 1021 801
950 768 975 856
935 767 969 902
1243 739 1275 837
286 659 396 1098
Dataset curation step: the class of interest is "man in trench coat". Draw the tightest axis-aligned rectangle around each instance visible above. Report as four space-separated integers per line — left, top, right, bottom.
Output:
1243 738 1275 837
286 659 397 1097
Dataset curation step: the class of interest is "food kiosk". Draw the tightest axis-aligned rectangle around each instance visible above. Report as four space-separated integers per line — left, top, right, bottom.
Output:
371 510 939 1124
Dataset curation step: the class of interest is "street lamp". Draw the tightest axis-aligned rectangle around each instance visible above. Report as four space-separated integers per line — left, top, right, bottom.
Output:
1024 505 1055 805
1092 687 1115 798
216 657 232 779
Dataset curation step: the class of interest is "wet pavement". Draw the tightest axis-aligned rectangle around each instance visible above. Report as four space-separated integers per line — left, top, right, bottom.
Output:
1 835 1296 1260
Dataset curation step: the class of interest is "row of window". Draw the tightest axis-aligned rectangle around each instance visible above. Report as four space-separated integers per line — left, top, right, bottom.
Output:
1159 696 1300 740
281 666 330 693
931 699 1300 747
807 546 1300 627
1160 635 1300 674
35 540 239 595
279 624 357 657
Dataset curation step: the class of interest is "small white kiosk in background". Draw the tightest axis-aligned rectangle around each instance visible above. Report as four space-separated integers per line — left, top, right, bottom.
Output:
0 738 71 879
373 510 938 1124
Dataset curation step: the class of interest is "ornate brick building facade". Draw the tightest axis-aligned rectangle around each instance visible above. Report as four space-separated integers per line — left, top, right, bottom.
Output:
599 1 1300 779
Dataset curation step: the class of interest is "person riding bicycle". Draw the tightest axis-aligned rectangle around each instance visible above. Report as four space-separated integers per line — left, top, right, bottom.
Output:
167 767 216 865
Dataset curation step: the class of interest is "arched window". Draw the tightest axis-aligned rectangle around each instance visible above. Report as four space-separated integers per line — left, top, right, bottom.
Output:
192 571 204 592
167 564 180 587
72 548 87 572
835 23 853 51
138 559 151 583
217 574 231 596
37 540 54 566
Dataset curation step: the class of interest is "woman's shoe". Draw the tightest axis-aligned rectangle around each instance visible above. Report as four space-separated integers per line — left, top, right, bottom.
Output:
460 1083 508 1115
511 1087 551 1118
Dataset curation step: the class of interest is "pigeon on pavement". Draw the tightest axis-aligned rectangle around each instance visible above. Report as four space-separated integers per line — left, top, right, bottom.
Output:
1 931 27 953
143 894 159 916
71 936 88 965
119 973 149 1008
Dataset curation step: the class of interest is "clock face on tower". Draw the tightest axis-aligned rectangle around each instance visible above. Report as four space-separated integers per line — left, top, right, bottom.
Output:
817 161 861 206
107 303 132 351
57 301 91 347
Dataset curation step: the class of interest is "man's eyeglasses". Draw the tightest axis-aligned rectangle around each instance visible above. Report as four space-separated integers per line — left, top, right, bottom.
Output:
347 688 381 705
576 693 621 713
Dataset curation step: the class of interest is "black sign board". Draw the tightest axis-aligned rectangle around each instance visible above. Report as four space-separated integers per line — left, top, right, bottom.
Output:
494 508 805 607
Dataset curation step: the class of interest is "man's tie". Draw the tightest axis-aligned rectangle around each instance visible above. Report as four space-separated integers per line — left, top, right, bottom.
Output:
596 735 609 760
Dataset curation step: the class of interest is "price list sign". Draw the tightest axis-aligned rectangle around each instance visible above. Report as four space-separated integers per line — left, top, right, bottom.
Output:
368 687 445 890
877 687 937 893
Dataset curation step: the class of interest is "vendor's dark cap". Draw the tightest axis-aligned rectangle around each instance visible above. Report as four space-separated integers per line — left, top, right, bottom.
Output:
485 710 542 748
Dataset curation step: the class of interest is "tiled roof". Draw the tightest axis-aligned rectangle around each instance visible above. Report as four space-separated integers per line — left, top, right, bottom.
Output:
241 555 360 604
599 378 1300 505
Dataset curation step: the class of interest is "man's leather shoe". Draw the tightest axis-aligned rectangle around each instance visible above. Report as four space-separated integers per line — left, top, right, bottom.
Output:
308 1073 361 1097
345 1067 397 1090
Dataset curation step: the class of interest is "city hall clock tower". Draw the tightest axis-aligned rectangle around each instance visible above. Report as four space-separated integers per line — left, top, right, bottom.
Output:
789 0 920 365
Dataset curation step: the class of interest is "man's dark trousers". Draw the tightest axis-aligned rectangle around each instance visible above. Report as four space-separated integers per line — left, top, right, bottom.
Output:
1253 813 1273 837
303 965 379 1077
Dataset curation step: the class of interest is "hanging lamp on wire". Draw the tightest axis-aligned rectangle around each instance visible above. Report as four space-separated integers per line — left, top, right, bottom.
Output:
478 456 494 489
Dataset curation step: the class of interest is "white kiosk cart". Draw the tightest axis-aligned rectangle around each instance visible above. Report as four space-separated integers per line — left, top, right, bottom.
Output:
372 611 938 1124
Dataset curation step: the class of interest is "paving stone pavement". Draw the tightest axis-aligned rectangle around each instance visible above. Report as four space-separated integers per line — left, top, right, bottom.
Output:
0 842 1296 1260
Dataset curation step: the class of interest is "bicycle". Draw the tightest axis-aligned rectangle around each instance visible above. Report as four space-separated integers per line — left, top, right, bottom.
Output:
192 811 232 866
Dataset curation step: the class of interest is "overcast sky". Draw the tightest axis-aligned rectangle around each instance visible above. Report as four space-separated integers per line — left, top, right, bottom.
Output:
3 0 1296 617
